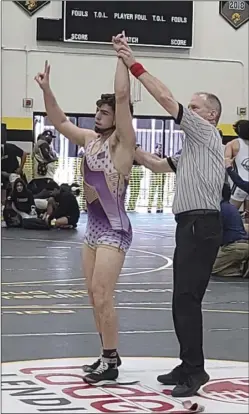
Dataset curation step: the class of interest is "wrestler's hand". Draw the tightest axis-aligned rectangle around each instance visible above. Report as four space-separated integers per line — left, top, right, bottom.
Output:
35 60 50 91
112 32 125 52
117 42 136 68
112 33 136 68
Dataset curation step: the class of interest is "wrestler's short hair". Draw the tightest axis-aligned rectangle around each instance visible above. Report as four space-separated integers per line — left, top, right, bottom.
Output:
96 93 134 116
197 92 222 124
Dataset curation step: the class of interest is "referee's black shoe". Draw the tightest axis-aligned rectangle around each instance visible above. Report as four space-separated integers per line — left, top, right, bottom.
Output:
157 364 183 385
171 371 210 398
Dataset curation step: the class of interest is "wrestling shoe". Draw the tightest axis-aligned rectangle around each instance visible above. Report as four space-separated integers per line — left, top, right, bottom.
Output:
83 360 118 385
82 353 122 373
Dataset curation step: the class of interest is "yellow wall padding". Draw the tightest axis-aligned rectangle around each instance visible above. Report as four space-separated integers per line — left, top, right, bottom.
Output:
2 117 33 130
218 123 237 137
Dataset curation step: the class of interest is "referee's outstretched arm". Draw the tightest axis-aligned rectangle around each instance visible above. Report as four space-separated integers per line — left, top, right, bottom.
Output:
134 147 181 174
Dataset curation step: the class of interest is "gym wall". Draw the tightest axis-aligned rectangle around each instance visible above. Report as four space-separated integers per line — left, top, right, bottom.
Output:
1 1 248 127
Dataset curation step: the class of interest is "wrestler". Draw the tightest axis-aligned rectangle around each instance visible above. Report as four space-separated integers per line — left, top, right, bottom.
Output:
35 33 136 384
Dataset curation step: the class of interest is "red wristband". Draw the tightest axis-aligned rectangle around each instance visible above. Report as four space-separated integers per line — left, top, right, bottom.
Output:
130 62 146 78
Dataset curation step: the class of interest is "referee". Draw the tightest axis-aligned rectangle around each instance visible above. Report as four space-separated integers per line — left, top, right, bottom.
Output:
117 39 225 397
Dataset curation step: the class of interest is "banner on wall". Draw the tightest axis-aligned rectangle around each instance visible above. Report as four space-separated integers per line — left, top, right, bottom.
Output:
13 1 50 17
219 1 249 29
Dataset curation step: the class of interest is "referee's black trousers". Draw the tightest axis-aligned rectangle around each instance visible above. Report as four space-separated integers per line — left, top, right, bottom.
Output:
173 210 222 374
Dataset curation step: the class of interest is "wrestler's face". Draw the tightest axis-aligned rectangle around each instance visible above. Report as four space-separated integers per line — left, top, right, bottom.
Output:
95 104 115 132
188 94 217 123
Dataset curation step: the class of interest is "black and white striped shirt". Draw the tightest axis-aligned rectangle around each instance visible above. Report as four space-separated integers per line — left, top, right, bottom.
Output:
170 104 225 215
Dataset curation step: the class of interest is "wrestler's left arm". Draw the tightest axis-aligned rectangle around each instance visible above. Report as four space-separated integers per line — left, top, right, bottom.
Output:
113 44 136 175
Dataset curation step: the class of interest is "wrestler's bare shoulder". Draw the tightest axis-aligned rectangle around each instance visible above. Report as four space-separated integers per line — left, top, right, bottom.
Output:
84 130 99 147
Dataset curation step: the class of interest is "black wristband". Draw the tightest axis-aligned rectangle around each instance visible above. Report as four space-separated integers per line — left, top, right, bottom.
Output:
167 157 177 173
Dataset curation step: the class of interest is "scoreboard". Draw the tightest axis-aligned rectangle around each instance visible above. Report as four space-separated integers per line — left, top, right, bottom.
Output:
63 1 193 48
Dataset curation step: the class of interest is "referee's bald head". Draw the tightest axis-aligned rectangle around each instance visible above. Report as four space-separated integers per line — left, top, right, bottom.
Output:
189 93 222 126
197 92 222 123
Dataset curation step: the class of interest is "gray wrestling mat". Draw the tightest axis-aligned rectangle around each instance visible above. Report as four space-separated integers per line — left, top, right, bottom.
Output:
1 213 249 413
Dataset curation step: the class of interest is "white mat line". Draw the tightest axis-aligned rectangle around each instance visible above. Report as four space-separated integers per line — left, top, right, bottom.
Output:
2 327 248 338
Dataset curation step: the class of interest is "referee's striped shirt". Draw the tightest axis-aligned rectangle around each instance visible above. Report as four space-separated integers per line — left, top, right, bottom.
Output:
168 104 225 215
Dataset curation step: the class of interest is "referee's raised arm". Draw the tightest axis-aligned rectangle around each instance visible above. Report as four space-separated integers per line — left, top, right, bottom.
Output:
128 67 222 146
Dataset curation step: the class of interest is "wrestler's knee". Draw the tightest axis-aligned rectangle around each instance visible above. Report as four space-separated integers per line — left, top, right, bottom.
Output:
92 283 112 312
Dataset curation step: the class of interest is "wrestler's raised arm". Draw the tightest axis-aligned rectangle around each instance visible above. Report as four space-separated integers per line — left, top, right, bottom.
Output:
35 61 96 147
116 40 179 119
112 34 136 175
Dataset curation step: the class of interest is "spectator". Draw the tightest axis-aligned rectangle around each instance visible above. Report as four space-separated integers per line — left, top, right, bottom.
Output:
212 183 248 277
44 184 80 229
33 129 58 192
127 144 144 212
148 144 165 213
224 120 249 210
11 178 35 217
225 157 249 195
1 142 27 204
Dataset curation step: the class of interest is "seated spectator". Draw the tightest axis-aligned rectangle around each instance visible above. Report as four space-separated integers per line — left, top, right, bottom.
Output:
11 178 35 218
44 184 80 229
31 179 60 212
3 196 22 228
1 142 27 205
29 178 60 199
212 183 249 277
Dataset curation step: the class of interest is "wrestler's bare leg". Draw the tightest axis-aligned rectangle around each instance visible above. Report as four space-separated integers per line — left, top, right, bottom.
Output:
83 246 125 384
92 246 125 350
82 244 100 332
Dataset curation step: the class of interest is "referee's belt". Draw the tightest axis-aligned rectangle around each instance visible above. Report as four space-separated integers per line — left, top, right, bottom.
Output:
175 209 219 219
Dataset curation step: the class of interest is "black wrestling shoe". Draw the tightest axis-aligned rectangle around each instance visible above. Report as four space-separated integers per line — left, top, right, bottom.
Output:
157 364 183 385
82 353 122 373
172 371 210 398
83 361 119 385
